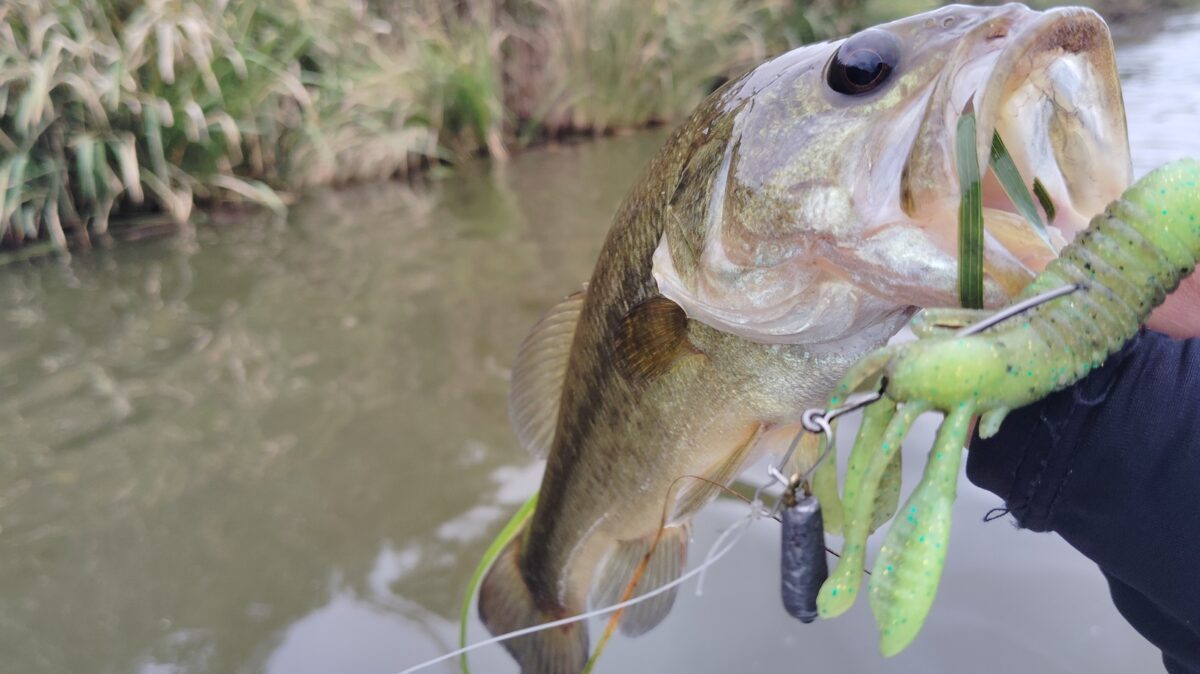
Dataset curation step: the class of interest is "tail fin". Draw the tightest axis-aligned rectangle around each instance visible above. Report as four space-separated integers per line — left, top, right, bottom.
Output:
478 535 589 674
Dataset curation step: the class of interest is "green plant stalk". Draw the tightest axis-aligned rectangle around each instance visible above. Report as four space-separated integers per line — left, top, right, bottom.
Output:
989 130 1053 248
1033 177 1056 222
458 492 538 674
956 112 984 309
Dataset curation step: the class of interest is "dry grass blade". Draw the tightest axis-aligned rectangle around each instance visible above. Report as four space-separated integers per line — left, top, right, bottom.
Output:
209 175 287 215
0 159 11 227
112 134 144 203
3 154 28 226
0 0 873 252
74 134 96 202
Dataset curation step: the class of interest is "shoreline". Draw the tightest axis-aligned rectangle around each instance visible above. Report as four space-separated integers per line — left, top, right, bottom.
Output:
2 0 1195 261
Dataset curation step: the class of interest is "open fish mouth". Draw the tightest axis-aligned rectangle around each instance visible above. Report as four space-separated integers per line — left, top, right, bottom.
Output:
904 6 1131 295
648 4 1133 346
974 7 1131 268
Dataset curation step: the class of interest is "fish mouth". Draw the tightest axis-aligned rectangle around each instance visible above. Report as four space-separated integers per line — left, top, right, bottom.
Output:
905 6 1131 298
973 7 1131 278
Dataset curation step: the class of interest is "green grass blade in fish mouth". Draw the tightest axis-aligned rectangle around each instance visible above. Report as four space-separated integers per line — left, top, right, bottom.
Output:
956 112 984 309
1032 177 1056 223
989 130 1054 249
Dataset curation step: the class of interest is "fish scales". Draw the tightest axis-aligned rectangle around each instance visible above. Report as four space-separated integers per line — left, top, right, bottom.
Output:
480 5 1132 673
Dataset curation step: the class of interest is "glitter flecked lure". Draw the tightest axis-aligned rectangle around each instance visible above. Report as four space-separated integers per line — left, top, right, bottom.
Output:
811 159 1200 656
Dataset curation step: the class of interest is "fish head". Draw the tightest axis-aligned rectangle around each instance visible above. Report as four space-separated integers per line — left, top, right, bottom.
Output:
653 3 1130 346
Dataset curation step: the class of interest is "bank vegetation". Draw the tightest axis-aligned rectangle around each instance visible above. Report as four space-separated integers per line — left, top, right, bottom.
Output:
0 0 1184 253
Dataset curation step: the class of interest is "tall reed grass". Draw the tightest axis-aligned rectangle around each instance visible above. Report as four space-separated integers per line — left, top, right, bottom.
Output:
0 0 890 251
498 0 796 137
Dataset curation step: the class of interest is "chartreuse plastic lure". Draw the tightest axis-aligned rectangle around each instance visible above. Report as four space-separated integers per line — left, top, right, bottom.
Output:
813 158 1200 656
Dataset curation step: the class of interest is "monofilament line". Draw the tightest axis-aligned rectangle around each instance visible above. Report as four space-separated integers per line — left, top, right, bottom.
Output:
955 284 1080 336
395 507 767 674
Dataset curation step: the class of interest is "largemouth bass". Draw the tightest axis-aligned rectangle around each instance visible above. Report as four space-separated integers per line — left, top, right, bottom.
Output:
480 5 1130 672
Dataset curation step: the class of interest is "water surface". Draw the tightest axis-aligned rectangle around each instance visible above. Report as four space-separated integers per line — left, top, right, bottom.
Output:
3 10 1200 674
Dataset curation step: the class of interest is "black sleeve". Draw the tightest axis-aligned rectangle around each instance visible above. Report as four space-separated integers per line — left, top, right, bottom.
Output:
967 330 1200 674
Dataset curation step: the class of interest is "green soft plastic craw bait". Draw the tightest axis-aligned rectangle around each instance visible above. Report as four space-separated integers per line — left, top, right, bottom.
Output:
812 158 1200 656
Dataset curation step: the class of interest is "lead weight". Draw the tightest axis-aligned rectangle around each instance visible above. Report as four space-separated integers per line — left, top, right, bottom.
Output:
780 488 828 623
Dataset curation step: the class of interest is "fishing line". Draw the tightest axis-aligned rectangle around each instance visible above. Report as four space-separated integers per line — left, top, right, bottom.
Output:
675 472 847 563
410 453 875 674
695 509 759 596
413 280 1081 674
427 394 942 674
587 472 765 672
608 473 773 610
396 506 767 674
955 284 1081 336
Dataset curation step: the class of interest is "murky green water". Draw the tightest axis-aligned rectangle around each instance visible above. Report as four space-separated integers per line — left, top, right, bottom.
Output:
4 10 1200 674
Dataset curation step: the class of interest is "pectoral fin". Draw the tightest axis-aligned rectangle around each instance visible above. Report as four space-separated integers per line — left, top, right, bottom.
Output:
508 288 586 458
616 296 698 383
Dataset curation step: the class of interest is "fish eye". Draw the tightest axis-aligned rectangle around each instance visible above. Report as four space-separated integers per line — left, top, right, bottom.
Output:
825 29 901 96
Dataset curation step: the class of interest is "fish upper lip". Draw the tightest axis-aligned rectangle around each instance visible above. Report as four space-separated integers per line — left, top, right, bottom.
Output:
971 7 1130 233
974 9 1123 206
974 8 1114 124
889 5 1132 303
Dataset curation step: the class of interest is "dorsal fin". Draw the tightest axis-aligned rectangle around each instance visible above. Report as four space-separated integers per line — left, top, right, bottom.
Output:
508 288 586 458
615 296 695 383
